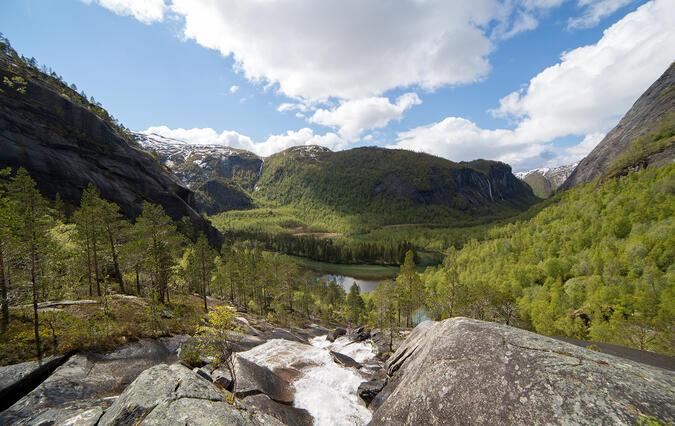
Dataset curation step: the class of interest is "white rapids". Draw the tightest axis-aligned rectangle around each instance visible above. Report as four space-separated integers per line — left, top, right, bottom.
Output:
238 335 377 425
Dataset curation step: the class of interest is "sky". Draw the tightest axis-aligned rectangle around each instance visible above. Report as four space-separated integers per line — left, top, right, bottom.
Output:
1 0 674 172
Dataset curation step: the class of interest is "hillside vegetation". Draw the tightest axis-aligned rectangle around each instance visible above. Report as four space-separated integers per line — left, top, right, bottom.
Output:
418 163 674 354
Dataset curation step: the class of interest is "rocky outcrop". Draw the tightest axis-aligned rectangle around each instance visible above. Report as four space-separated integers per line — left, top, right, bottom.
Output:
516 163 577 198
357 379 385 406
0 54 221 245
233 356 295 403
370 318 675 425
98 363 282 425
0 354 68 410
0 337 189 425
327 327 346 342
329 351 362 369
243 394 313 426
561 63 675 190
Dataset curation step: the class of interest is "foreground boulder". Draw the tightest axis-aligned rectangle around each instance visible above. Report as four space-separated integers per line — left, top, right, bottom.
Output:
347 326 370 343
234 356 295 403
243 394 313 426
357 379 385 406
99 363 282 425
371 318 675 425
327 328 346 342
0 354 67 408
0 338 189 425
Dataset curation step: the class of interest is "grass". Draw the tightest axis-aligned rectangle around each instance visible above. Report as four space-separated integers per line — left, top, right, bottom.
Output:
284 254 400 280
0 294 231 366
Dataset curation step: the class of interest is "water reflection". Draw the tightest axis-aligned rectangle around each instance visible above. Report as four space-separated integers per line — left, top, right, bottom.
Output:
320 274 386 293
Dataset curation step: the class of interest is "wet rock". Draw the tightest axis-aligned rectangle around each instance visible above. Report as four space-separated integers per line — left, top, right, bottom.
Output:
370 318 675 425
358 379 386 406
305 324 330 337
347 326 370 343
327 328 346 342
243 393 313 426
234 356 295 403
261 328 308 344
329 351 362 369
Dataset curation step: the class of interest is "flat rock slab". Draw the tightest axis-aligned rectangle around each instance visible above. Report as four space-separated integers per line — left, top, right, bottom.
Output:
0 354 67 404
0 337 188 425
371 317 675 425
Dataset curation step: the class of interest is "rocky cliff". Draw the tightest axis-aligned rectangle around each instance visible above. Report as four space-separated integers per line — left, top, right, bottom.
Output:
371 318 674 425
134 131 260 214
515 162 577 198
560 62 675 190
0 53 221 245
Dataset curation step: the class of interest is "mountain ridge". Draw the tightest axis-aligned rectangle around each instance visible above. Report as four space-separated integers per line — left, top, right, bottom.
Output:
0 48 222 245
560 62 675 190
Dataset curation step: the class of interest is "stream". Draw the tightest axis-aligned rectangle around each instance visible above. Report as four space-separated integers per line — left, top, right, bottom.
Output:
239 335 377 425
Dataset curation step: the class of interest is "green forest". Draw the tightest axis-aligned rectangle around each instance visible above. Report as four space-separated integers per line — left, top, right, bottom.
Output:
2 161 672 366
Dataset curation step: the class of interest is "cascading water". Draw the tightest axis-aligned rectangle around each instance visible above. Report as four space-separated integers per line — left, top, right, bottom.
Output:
239 335 377 425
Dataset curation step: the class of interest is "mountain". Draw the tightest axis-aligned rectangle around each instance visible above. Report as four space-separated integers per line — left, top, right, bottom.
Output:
0 48 221 244
255 146 539 227
560 62 675 190
134 131 260 214
515 163 577 198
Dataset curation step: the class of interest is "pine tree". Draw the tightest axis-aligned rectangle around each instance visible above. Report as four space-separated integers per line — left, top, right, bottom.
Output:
8 168 52 360
133 202 180 304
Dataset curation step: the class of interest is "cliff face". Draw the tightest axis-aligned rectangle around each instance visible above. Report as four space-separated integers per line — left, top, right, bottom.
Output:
371 318 675 425
0 55 221 244
560 63 675 190
515 163 577 198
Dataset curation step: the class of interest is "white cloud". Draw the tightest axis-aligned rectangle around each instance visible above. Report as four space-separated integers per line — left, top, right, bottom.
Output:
569 0 633 29
392 0 675 170
494 0 675 143
229 85 239 93
168 0 520 101
143 126 345 157
562 132 606 161
81 0 167 23
309 93 421 141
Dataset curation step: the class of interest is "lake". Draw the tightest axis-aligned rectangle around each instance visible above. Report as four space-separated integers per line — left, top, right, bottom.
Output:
320 274 391 293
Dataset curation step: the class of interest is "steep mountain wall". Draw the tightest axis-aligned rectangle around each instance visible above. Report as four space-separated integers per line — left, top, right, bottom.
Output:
0 54 221 245
560 63 675 190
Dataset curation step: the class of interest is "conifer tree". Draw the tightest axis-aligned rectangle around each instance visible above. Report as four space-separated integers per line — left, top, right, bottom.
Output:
8 168 52 360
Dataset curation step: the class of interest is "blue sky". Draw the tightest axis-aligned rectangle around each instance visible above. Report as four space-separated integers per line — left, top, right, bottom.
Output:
1 0 673 171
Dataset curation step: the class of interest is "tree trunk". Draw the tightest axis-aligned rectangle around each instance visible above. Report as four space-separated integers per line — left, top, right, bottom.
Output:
85 236 93 297
0 240 8 333
30 242 41 361
107 229 125 293
202 259 208 312
135 266 141 296
92 238 101 297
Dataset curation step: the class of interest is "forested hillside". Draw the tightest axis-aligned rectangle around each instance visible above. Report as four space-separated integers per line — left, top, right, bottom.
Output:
416 163 674 354
255 146 538 229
